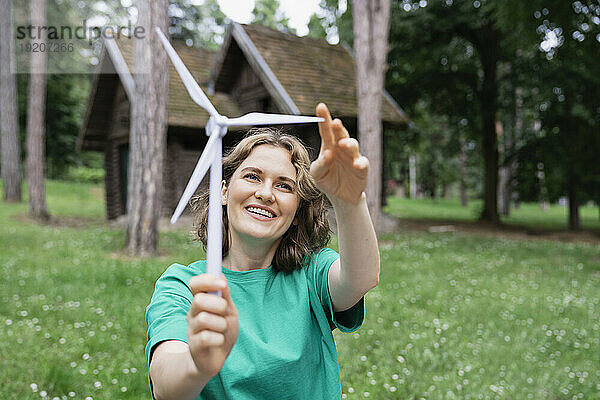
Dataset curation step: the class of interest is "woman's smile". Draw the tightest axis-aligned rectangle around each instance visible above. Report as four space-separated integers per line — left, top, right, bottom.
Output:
245 204 277 220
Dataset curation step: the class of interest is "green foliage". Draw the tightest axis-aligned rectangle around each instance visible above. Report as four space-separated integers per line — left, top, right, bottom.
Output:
307 0 353 44
168 0 228 49
13 0 118 73
45 74 92 178
382 125 417 184
387 3 482 118
397 101 483 200
381 0 599 224
499 0 600 217
307 12 328 39
15 73 92 180
42 0 230 51
64 166 105 184
251 0 296 34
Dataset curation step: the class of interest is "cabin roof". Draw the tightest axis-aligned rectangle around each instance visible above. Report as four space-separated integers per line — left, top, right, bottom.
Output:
212 23 409 124
78 23 409 151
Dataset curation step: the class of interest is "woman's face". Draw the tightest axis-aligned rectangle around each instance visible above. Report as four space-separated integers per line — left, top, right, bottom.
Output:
222 144 300 247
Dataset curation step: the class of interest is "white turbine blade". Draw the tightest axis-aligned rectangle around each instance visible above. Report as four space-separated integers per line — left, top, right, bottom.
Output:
154 27 219 117
170 130 221 224
224 112 324 127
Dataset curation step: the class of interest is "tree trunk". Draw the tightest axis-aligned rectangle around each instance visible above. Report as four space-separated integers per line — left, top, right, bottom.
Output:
0 0 22 202
381 142 387 206
409 154 417 199
497 118 510 217
26 0 49 221
537 163 549 211
458 133 468 207
568 179 580 230
479 53 499 223
352 0 391 230
126 0 169 256
512 86 523 210
534 120 549 211
442 183 450 199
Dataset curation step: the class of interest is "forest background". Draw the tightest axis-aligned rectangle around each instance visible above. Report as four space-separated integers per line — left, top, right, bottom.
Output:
3 0 599 230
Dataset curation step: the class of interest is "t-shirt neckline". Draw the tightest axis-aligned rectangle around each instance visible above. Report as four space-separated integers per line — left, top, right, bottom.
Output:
190 260 275 282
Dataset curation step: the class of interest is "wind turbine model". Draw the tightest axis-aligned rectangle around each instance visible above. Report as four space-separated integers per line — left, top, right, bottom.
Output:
155 27 324 282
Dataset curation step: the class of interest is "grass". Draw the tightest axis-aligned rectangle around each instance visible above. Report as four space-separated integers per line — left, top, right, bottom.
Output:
384 196 600 231
1 181 599 399
336 234 600 399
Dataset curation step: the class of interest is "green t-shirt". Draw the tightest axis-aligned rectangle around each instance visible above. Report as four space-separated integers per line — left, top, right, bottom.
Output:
145 248 364 399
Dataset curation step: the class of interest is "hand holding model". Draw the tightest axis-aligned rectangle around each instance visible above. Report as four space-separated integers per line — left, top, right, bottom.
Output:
187 274 239 378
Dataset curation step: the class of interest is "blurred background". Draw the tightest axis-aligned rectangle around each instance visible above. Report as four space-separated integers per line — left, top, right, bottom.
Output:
0 1 599 399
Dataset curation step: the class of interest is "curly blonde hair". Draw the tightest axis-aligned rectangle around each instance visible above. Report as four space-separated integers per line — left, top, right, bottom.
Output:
190 128 331 272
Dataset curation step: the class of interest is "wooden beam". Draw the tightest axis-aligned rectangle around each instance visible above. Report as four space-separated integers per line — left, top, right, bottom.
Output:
231 23 299 115
105 37 135 100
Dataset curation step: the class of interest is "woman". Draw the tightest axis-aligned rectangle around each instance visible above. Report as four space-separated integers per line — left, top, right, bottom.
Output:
145 104 380 399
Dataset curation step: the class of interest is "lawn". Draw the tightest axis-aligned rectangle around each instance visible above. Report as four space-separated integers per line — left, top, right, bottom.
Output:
384 196 600 231
1 181 599 399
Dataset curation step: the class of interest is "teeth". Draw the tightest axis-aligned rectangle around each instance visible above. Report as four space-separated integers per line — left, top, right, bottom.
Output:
247 207 274 218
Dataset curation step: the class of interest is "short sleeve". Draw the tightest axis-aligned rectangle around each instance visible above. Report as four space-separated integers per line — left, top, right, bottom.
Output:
145 264 194 368
306 248 364 333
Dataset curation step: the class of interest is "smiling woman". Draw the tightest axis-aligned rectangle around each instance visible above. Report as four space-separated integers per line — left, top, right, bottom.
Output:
145 104 380 400
191 128 331 273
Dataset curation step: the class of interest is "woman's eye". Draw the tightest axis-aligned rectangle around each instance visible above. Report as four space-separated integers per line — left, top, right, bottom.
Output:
244 173 259 181
277 183 293 191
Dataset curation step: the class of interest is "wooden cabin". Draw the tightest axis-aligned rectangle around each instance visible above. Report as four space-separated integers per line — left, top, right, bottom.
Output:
78 22 409 220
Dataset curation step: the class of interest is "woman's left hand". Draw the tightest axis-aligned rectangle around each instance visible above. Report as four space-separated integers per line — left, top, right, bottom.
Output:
310 103 369 205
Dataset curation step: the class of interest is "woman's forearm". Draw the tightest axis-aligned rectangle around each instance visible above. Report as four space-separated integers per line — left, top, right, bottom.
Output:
331 192 380 307
150 343 211 400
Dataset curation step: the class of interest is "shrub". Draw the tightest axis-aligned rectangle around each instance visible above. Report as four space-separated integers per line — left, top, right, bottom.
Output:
65 166 105 184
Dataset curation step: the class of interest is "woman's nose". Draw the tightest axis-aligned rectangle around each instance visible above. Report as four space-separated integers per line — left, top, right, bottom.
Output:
255 183 275 202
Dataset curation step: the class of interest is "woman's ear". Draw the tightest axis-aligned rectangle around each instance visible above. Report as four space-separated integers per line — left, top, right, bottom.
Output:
221 180 228 205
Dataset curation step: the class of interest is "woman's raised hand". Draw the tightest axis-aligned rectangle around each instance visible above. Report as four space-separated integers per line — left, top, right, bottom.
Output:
187 274 239 378
310 103 369 205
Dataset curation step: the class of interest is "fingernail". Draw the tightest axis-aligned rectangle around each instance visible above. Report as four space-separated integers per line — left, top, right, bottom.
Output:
216 279 226 288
